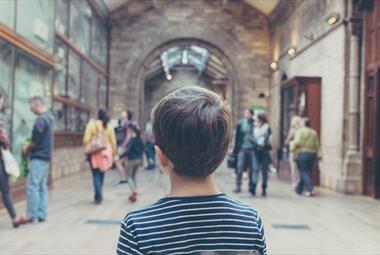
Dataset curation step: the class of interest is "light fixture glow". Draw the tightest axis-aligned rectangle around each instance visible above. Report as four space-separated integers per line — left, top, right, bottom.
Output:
287 47 296 56
166 74 173 80
270 61 278 71
326 13 340 25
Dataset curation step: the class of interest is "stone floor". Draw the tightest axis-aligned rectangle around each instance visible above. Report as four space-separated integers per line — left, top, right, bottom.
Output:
0 166 380 254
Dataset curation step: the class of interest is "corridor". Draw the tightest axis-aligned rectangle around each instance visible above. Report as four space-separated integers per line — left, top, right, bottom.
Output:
1 167 379 254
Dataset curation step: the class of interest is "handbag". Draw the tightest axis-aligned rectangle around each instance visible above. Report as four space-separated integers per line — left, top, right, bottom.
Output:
2 149 20 178
85 122 107 155
227 153 237 169
91 143 113 172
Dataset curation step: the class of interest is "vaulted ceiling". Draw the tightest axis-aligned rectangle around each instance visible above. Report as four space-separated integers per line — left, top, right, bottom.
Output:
103 0 279 15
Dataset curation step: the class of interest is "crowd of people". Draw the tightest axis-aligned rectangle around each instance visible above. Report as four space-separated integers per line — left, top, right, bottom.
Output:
0 85 324 254
0 96 156 228
229 109 321 197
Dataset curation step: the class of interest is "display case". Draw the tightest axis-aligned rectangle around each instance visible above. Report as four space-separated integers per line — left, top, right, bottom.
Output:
278 76 321 185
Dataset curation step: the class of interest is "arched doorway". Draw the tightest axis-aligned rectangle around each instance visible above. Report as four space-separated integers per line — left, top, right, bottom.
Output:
130 38 240 128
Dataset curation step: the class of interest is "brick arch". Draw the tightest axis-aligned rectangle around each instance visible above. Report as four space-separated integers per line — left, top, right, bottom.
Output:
130 38 241 126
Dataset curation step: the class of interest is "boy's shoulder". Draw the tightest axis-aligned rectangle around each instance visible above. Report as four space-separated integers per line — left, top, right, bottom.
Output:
122 194 260 225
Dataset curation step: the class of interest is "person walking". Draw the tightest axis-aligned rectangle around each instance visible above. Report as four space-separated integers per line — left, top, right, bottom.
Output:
83 107 117 204
290 118 321 197
144 121 155 170
120 123 145 202
23 96 54 223
251 113 272 196
232 109 257 194
0 93 28 228
285 116 304 188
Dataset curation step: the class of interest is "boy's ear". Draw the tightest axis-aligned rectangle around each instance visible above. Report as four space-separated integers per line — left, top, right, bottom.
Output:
155 145 173 175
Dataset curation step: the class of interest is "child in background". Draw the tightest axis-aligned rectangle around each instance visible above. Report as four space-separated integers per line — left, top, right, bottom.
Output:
120 124 145 202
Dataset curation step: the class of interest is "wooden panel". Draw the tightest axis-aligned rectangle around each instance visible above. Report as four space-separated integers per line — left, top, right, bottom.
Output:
0 23 54 66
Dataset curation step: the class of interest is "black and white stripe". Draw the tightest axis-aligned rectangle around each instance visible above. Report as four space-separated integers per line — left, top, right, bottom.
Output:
117 194 267 255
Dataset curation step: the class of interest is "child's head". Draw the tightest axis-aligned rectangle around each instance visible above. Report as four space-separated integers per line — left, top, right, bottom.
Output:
152 86 232 179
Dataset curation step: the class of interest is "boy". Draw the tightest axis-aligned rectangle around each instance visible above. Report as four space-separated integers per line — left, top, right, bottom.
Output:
117 86 267 255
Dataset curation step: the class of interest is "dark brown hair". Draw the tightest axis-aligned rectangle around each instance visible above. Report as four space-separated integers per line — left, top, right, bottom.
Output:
152 86 232 178
257 113 268 124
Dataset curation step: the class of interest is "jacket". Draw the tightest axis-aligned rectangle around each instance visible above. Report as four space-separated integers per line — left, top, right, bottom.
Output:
232 119 255 154
83 120 117 156
290 127 321 158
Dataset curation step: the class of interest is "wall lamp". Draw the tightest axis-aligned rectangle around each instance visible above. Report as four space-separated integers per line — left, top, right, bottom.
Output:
326 12 340 25
270 61 278 71
287 47 297 57
166 74 173 80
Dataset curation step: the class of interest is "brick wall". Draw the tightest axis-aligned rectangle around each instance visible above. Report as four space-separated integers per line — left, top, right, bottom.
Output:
109 0 271 123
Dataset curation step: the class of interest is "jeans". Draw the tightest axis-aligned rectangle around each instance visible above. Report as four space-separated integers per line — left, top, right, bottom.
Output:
0 158 17 219
92 169 104 202
295 152 316 193
27 159 50 220
251 151 270 191
236 149 257 190
145 142 155 167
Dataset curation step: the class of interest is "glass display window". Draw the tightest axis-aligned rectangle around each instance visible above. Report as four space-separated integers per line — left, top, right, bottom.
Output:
12 52 52 164
16 0 54 53
70 1 91 55
54 40 68 97
55 0 70 36
67 50 81 101
0 39 14 138
91 17 107 67
0 0 16 29
81 62 98 107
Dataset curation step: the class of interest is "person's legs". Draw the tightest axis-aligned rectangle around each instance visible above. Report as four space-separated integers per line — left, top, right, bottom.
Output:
27 159 42 221
37 160 50 221
261 153 270 196
302 153 316 193
0 163 17 219
249 151 259 194
91 169 103 203
114 158 126 183
235 150 247 192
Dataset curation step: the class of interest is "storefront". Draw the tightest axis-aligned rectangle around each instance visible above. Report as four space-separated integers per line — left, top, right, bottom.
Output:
0 0 110 205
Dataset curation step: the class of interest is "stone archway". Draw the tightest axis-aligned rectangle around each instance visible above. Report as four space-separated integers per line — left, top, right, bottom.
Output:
131 38 241 126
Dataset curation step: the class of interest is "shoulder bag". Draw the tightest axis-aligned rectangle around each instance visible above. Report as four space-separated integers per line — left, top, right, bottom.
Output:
85 121 107 155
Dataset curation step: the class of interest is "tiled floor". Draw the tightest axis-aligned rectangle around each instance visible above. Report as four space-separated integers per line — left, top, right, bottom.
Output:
0 166 379 254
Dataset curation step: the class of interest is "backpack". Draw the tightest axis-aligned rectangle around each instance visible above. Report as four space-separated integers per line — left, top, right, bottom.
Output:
91 143 113 172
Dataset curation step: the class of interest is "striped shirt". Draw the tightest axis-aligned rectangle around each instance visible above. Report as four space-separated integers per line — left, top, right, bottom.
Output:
117 193 267 255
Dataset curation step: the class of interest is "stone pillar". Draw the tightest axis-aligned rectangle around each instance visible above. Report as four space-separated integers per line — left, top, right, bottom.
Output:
341 12 362 194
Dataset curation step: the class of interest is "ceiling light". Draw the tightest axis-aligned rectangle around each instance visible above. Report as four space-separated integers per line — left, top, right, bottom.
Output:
166 74 173 81
326 13 340 25
270 61 278 71
287 47 296 56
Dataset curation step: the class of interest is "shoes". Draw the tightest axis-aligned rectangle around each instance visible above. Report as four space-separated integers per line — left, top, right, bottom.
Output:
94 199 102 205
12 216 31 228
129 192 137 202
305 192 314 197
262 190 267 197
145 165 155 170
38 218 46 222
233 188 241 193
118 180 127 184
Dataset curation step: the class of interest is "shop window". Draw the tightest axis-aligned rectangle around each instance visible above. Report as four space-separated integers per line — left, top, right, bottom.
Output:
0 0 15 29
54 40 68 97
67 50 81 101
55 0 70 36
70 1 91 55
16 0 54 53
53 101 66 131
12 52 52 164
81 62 98 107
0 39 14 137
91 18 107 67
67 106 88 132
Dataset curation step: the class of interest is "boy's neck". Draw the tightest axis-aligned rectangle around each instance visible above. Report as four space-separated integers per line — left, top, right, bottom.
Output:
168 172 220 197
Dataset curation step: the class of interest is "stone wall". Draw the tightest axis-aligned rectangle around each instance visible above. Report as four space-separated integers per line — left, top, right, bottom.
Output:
109 0 271 124
268 0 363 193
51 147 87 181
